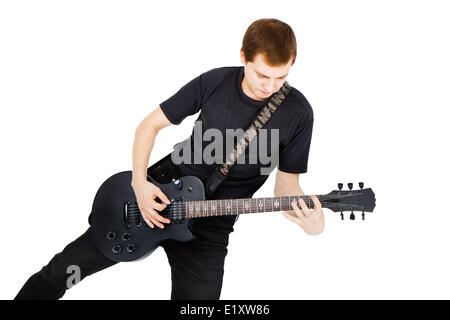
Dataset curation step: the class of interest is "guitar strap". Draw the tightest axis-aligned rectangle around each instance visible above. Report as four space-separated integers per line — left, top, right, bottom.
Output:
205 81 292 198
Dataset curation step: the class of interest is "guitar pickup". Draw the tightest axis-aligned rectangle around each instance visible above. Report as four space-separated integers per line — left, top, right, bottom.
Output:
123 201 141 227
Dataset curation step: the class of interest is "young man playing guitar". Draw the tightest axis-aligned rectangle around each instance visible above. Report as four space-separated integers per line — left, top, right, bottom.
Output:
15 18 324 300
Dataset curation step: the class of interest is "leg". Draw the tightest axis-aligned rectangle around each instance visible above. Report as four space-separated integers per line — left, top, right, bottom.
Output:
15 227 118 300
161 215 237 300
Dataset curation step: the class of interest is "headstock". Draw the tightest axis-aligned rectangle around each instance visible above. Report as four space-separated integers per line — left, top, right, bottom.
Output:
321 182 376 220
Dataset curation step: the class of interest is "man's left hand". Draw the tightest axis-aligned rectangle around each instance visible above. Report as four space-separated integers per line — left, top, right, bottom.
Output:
282 195 325 235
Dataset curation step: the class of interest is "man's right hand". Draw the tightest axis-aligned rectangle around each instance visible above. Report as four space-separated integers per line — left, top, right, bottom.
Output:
131 180 171 229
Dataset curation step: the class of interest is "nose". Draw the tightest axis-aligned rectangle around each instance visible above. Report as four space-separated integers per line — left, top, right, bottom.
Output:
263 79 276 92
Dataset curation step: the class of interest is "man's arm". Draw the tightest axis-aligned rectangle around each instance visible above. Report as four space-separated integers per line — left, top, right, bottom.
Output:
131 105 172 186
131 106 173 229
274 169 305 198
274 169 325 235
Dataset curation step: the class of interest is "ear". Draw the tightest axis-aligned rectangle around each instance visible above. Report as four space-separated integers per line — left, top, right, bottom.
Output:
240 50 246 64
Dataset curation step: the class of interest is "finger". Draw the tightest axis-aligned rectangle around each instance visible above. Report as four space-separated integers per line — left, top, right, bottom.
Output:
147 207 168 228
142 207 163 229
148 204 171 224
309 195 325 222
310 195 322 210
297 199 315 224
155 188 171 205
290 201 309 222
298 198 313 217
282 211 306 228
151 199 167 212
141 212 154 229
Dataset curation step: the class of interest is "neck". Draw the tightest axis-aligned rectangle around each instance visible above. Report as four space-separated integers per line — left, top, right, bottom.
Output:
184 194 329 218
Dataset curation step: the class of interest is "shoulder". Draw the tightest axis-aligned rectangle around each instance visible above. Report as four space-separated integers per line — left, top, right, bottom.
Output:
288 86 314 120
196 66 241 101
281 85 314 128
199 66 240 83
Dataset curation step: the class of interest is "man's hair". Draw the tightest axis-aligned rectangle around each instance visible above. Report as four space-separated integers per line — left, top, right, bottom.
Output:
241 18 297 66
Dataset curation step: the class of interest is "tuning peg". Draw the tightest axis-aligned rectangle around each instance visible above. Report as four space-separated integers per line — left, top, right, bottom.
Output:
338 183 343 190
350 210 355 220
340 212 344 220
348 183 353 190
359 182 364 189
362 211 365 220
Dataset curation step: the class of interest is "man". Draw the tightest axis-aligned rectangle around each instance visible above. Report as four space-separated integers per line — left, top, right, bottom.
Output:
15 18 324 300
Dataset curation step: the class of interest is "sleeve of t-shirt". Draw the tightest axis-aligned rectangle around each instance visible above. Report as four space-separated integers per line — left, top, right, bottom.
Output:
277 118 314 174
159 67 228 125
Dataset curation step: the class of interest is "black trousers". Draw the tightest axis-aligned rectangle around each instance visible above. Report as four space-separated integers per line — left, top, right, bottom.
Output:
15 154 237 300
14 215 236 300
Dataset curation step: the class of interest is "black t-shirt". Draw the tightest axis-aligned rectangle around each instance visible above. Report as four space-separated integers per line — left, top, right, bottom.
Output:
160 66 313 199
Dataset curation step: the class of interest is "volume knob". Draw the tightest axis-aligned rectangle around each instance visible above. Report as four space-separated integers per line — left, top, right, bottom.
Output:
107 232 116 240
112 245 122 254
122 233 131 241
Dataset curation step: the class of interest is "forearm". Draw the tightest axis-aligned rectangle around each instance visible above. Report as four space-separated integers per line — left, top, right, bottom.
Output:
131 124 158 187
274 183 305 198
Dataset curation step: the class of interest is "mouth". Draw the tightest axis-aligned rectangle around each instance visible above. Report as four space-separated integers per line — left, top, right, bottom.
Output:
260 90 270 95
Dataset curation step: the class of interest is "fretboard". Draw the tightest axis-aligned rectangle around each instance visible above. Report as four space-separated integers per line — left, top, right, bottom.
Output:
184 195 325 218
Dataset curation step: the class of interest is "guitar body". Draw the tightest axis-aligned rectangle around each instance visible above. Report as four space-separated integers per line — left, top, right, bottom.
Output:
89 171 205 262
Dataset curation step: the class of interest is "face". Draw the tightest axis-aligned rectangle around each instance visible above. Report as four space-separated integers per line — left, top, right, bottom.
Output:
240 50 293 101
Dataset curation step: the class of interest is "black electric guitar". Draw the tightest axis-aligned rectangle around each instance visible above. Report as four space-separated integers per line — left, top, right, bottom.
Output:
89 171 376 262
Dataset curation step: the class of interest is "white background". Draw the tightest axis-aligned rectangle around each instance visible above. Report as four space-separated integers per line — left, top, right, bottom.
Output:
1 0 449 300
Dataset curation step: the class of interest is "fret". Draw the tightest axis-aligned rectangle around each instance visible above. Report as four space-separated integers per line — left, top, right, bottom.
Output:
250 198 255 213
257 198 264 213
195 201 201 217
203 201 208 217
188 201 194 218
225 199 232 215
264 198 272 213
243 198 250 214
233 199 238 216
282 196 291 211
211 200 217 216
273 197 281 211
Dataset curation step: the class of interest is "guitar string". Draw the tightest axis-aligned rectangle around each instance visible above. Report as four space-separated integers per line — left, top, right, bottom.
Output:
123 196 356 218
122 194 348 210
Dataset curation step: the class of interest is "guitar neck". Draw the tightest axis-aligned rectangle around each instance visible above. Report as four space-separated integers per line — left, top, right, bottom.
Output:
184 195 330 218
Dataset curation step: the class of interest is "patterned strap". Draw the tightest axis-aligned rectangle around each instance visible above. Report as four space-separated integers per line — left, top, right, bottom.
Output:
206 81 292 197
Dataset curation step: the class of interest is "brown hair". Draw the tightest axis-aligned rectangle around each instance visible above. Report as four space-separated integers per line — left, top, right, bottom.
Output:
241 18 297 66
